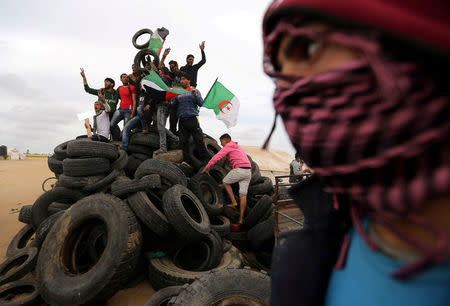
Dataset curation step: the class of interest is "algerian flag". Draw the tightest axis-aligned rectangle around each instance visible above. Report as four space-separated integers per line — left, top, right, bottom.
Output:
203 79 240 128
141 70 189 101
148 27 169 56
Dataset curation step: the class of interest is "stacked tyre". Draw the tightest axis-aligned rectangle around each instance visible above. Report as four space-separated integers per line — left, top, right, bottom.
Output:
2 135 274 305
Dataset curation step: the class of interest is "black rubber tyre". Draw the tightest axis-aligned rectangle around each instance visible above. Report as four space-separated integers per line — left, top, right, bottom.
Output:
175 162 195 177
128 143 155 155
248 216 275 251
222 206 240 224
241 252 271 273
188 174 224 216
256 251 272 269
31 187 85 229
258 203 274 223
248 176 273 196
131 152 151 161
57 174 105 189
225 232 252 252
62 157 110 177
36 193 142 305
0 280 40 306
34 210 65 247
127 191 171 237
111 174 161 198
134 48 160 72
47 156 63 174
111 149 128 170
82 168 121 193
144 285 183 306
136 159 187 187
67 140 118 160
162 185 211 242
6 225 36 257
173 241 211 272
129 132 160 149
0 247 38 286
125 155 143 178
210 215 231 237
247 156 262 185
18 205 32 224
205 165 229 185
205 230 223 270
148 247 242 290
169 267 271 306
54 140 72 160
32 187 85 228
132 28 153 49
244 195 273 229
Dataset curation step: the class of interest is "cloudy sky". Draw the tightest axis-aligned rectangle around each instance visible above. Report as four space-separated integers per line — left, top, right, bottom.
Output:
0 0 295 155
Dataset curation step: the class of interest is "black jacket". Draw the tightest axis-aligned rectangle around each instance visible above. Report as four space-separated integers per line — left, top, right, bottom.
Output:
180 50 206 87
271 174 347 306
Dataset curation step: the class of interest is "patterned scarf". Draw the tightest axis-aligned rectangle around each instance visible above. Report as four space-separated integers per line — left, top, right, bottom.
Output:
263 18 450 278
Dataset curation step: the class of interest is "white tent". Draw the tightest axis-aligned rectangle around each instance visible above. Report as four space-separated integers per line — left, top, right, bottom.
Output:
8 149 26 160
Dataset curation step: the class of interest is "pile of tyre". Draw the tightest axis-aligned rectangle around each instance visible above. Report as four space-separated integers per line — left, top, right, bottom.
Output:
0 132 274 305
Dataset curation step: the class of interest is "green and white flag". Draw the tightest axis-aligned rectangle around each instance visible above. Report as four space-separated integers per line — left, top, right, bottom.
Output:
148 27 169 56
203 79 240 128
148 32 164 56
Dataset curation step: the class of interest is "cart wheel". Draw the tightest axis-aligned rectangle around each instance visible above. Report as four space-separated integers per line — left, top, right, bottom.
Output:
42 177 58 192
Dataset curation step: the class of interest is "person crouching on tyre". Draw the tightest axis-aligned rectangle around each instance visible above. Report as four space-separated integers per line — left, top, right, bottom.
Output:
202 134 251 225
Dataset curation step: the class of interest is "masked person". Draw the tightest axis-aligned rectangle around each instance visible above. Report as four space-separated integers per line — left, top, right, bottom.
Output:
262 1 450 305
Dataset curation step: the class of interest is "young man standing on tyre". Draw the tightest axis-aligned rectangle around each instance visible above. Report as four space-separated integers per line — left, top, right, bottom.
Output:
202 134 252 225
170 73 209 164
110 73 137 141
180 41 206 88
80 68 120 139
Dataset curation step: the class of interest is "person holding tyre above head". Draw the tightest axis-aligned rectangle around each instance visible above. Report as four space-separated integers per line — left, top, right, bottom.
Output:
262 0 450 305
202 134 252 225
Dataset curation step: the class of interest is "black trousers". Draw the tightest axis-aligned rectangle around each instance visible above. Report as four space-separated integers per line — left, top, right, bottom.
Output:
179 116 209 163
109 112 121 141
169 107 178 134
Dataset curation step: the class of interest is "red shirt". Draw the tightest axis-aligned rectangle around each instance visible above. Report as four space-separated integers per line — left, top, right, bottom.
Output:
117 85 136 110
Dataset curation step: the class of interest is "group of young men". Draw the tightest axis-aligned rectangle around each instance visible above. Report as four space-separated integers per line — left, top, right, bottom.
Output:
79 41 254 225
80 41 207 160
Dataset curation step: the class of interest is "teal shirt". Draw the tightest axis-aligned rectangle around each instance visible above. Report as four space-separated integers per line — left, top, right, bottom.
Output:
325 219 450 306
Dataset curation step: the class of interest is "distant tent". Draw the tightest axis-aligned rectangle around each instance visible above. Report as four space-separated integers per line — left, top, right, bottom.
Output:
8 149 26 160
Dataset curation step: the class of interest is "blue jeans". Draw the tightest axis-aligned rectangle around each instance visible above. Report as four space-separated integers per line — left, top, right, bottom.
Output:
110 109 132 140
122 115 141 151
136 105 147 128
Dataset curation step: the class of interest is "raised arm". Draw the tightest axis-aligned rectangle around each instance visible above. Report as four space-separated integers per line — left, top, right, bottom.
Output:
98 90 111 113
80 68 99 95
205 145 230 169
158 48 171 70
194 42 206 69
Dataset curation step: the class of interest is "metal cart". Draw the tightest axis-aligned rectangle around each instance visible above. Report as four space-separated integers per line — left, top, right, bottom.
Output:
273 174 310 241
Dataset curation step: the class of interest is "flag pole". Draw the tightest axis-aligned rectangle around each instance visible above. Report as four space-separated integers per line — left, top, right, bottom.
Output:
203 77 218 103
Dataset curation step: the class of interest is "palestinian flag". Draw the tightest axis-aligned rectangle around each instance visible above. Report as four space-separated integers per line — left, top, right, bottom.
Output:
203 79 240 128
148 27 169 56
141 70 189 101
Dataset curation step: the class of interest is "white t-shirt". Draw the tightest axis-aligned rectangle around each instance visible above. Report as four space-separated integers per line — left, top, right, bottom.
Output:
94 111 110 139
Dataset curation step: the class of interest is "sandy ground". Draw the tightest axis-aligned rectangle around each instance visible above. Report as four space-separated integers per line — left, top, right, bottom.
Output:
0 159 154 305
